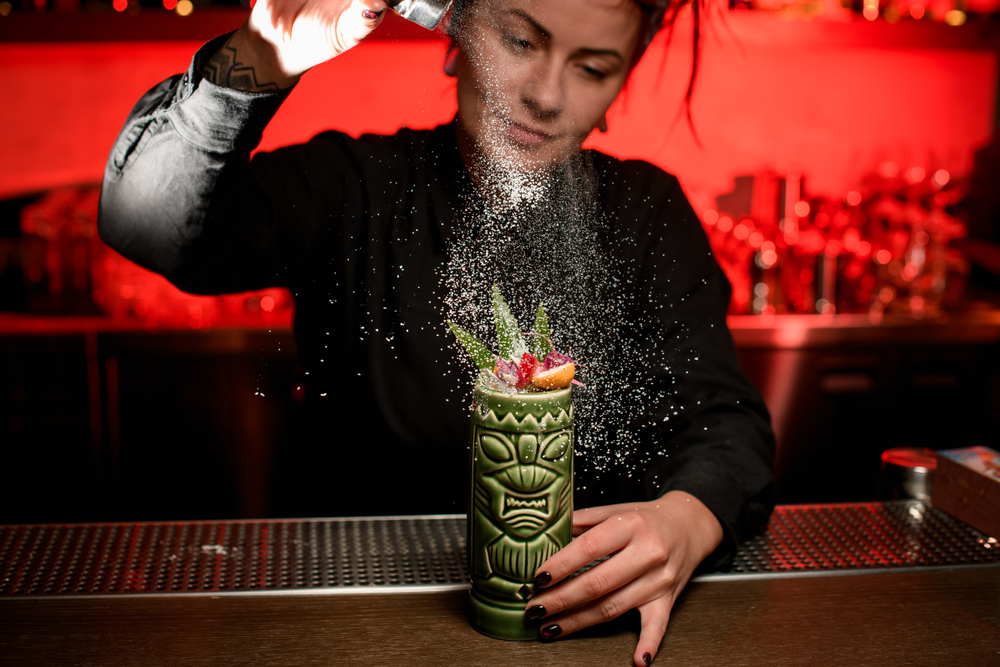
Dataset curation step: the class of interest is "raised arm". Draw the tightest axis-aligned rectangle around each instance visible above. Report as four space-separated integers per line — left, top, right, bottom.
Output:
98 1 387 292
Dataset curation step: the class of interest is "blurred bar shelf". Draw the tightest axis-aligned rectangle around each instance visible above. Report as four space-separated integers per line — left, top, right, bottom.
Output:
0 312 295 354
6 307 1000 347
3 307 999 517
727 308 1000 348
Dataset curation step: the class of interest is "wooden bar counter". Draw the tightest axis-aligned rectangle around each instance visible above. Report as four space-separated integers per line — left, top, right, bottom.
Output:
1 566 998 665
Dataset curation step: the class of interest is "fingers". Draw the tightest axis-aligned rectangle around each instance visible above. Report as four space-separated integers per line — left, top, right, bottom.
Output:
531 530 674 622
359 0 388 25
538 511 638 588
533 548 643 619
336 0 388 50
533 570 669 645
573 503 644 533
634 597 671 666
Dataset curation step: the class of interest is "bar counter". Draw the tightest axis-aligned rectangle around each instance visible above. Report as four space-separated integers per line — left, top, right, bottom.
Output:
1 568 997 666
2 503 998 665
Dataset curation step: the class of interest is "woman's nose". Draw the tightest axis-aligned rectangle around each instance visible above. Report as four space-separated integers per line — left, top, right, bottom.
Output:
521 61 564 120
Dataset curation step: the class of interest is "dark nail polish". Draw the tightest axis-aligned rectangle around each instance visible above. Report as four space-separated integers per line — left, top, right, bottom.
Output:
533 571 551 587
525 604 545 620
643 652 652 666
540 624 561 641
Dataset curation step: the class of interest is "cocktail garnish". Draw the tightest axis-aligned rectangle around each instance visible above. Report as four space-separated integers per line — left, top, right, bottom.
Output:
448 285 581 392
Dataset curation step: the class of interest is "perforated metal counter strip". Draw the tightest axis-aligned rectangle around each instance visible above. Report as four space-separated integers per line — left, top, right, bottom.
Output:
1 501 997 598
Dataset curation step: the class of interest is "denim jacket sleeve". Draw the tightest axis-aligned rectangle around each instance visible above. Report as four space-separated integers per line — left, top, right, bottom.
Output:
98 33 297 294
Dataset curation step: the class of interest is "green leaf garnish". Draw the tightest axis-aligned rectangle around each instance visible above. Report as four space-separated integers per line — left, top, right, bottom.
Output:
531 302 551 360
447 321 495 371
492 284 528 361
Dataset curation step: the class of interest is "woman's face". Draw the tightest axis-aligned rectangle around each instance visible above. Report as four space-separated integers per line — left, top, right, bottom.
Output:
452 0 643 173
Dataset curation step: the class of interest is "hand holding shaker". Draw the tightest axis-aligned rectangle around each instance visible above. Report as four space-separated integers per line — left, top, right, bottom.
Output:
449 286 579 640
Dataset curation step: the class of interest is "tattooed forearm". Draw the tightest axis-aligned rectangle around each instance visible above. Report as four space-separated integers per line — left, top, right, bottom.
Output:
202 37 281 93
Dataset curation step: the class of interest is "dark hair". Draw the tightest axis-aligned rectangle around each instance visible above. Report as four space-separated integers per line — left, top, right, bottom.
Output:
635 0 702 133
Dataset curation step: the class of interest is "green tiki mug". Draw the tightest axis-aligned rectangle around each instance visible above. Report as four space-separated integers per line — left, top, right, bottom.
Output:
467 382 574 640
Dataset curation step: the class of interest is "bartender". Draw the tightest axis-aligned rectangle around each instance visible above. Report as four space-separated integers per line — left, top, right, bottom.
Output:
98 0 775 664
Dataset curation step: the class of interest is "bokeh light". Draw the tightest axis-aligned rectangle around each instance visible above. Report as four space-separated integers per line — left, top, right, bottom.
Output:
905 166 926 184
843 228 860 252
878 162 899 178
931 169 950 189
945 9 966 25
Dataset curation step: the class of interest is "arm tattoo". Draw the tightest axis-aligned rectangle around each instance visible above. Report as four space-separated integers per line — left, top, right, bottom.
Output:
201 37 280 93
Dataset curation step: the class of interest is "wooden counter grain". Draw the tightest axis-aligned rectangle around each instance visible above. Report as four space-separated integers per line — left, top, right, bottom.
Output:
2 567 997 666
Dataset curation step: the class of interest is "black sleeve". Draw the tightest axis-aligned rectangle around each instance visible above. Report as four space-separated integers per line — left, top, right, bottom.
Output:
603 157 776 568
97 33 346 295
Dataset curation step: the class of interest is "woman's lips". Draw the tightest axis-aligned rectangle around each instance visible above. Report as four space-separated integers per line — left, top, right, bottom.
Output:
503 120 555 148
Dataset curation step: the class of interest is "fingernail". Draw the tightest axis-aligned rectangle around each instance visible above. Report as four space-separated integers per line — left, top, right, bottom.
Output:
362 8 384 20
643 652 652 666
540 624 561 641
533 571 551 587
525 604 545 620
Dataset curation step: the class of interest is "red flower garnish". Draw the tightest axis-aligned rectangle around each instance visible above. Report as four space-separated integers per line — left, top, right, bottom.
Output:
543 350 572 370
518 353 539 388
494 358 521 387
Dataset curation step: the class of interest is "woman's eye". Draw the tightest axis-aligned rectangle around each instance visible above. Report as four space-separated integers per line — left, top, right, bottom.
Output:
503 34 532 52
580 64 609 80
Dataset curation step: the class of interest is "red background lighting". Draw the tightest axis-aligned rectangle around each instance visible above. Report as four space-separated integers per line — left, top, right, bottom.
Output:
0 13 995 213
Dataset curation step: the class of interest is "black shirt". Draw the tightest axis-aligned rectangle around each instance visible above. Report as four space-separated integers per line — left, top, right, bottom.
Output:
99 34 775 564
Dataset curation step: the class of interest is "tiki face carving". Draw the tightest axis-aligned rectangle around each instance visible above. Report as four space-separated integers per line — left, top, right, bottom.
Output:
467 385 574 638
474 427 572 539
469 385 574 589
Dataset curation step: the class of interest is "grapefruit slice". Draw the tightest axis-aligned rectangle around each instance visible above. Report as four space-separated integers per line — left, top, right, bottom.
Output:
531 362 575 390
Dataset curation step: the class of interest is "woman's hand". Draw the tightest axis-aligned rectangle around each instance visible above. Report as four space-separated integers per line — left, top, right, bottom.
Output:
203 0 387 91
526 491 724 667
250 0 388 79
